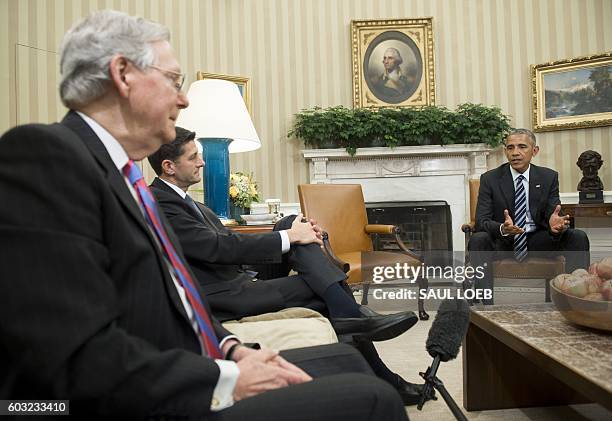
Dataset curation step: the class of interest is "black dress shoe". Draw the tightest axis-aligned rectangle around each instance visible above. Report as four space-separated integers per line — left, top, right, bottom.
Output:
330 311 418 342
358 305 381 317
395 376 435 406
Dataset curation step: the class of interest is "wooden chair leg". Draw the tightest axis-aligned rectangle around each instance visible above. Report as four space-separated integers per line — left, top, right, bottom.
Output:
462 278 476 306
361 283 370 305
417 277 429 320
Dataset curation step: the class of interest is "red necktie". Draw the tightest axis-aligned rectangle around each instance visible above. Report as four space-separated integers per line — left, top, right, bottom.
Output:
123 160 222 358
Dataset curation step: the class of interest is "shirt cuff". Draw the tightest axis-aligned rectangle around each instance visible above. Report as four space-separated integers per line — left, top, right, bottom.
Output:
499 224 510 237
210 359 240 412
219 335 240 350
279 230 290 253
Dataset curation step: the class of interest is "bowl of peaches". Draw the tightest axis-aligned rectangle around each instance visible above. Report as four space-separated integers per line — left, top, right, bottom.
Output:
550 257 612 331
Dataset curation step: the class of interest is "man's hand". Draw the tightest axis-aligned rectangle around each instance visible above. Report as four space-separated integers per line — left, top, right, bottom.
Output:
502 209 525 235
308 217 323 241
549 205 570 234
233 348 312 402
287 213 323 246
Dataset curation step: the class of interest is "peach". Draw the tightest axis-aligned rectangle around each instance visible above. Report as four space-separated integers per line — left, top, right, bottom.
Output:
584 275 603 294
601 280 612 301
553 273 573 291
596 257 612 280
565 278 589 298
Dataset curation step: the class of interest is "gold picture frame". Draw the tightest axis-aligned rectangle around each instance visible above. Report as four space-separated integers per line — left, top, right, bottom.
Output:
531 52 612 132
351 18 435 108
196 71 252 115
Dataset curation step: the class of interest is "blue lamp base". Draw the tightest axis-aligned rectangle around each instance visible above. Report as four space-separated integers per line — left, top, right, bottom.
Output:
199 137 231 219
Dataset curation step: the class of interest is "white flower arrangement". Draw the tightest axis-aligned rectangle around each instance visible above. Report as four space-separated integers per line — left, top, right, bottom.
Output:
229 172 259 208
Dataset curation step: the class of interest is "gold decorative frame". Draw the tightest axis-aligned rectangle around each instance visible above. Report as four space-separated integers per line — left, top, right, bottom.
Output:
531 52 611 132
196 71 252 115
351 18 435 108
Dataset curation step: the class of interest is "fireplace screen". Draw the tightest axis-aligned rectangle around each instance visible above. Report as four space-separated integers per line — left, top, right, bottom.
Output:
366 201 452 267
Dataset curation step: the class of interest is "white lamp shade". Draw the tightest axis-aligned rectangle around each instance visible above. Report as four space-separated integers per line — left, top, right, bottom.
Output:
176 79 261 153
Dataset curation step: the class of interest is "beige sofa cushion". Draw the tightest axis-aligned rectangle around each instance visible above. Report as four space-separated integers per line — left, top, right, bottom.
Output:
222 307 337 350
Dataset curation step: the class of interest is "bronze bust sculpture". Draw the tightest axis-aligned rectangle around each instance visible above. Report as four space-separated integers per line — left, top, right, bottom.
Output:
576 150 604 203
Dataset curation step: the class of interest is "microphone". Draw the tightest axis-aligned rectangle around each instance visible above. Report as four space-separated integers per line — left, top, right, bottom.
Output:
426 298 471 361
417 299 470 421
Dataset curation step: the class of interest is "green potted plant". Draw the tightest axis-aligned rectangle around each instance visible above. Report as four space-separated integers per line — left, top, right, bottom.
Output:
288 103 511 155
453 103 512 147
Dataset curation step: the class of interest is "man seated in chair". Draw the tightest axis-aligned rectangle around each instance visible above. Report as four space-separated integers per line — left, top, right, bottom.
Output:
0 10 409 420
468 128 590 304
148 127 430 405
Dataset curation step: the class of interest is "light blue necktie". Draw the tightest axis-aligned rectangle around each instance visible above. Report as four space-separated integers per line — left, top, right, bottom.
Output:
513 175 528 261
185 194 204 221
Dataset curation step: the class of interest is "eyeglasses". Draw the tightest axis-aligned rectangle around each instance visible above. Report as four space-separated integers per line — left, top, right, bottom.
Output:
148 65 186 92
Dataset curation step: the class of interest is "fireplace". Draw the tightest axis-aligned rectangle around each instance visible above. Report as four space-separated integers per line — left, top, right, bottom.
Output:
302 144 492 251
366 201 453 267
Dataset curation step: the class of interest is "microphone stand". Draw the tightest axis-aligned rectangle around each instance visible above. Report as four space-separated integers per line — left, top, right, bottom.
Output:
418 355 468 421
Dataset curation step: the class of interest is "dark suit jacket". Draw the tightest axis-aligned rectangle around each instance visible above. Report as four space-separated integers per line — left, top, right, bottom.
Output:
150 178 301 321
475 163 560 240
0 112 232 418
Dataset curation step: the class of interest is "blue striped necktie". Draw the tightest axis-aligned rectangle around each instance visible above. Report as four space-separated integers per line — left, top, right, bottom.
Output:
513 175 528 261
185 194 204 221
123 161 222 358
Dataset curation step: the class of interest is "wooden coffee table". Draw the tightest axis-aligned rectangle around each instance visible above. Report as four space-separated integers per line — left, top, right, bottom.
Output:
463 303 612 412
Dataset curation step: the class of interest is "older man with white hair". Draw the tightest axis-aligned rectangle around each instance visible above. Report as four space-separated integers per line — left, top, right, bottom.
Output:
0 10 407 420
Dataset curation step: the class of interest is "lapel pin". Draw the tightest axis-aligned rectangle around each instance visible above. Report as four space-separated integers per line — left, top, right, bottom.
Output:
536 184 541 188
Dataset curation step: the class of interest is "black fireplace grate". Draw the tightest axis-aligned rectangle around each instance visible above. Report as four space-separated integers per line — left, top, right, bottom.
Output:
366 201 453 268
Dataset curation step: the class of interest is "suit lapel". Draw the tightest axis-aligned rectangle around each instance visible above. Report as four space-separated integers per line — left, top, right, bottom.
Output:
499 164 515 214
151 177 205 222
61 112 194 326
529 164 542 220
62 112 151 235
197 203 226 232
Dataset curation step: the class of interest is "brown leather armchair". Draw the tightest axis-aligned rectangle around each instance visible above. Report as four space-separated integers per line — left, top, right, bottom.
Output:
461 179 565 302
298 184 429 320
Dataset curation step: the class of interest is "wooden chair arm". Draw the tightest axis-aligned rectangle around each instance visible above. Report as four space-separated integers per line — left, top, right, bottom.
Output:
364 224 422 262
376 225 423 262
461 222 475 234
393 226 423 262
364 224 395 235
461 222 475 264
321 231 350 273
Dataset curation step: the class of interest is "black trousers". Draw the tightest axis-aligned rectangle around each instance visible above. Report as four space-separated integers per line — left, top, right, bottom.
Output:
208 343 408 421
468 228 590 304
246 214 346 312
249 216 404 389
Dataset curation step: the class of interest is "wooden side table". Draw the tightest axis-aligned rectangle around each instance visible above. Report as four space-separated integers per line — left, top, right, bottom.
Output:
228 224 275 234
561 203 612 228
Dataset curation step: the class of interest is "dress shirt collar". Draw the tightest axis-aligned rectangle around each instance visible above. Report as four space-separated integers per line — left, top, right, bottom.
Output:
160 177 188 199
510 164 530 184
76 111 128 172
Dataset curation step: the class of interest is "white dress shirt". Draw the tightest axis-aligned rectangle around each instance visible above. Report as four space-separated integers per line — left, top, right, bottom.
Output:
501 165 537 236
76 112 238 411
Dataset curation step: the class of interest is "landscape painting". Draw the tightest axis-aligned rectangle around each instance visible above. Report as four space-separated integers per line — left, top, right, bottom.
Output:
531 53 612 132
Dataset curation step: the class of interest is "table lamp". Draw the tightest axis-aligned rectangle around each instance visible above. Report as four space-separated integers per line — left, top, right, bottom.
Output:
177 79 261 220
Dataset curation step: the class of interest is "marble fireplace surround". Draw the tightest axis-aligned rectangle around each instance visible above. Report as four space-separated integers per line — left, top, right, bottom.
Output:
302 144 493 252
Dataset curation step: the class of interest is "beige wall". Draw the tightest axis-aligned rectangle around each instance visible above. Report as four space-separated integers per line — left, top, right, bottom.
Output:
1 0 611 202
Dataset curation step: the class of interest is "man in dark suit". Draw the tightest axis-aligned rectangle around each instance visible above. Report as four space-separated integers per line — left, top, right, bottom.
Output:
147 128 416 334
0 10 408 420
147 128 431 406
468 128 590 304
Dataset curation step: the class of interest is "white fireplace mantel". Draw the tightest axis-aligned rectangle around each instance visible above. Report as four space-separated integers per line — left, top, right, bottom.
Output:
301 144 493 252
